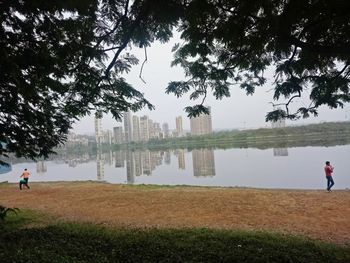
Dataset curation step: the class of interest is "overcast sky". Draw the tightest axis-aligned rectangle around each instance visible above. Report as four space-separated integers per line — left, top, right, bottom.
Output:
72 33 350 135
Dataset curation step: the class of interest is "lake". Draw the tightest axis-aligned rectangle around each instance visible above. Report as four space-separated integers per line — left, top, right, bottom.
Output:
2 144 349 190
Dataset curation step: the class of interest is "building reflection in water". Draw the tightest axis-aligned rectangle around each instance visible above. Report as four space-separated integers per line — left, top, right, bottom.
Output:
114 150 125 168
33 147 217 182
68 159 77 167
96 148 104 181
126 150 135 184
124 149 176 182
164 151 171 165
192 149 215 177
141 150 151 176
134 151 142 177
36 161 47 174
175 149 186 170
62 152 92 167
122 148 216 181
106 150 113 166
273 148 289 156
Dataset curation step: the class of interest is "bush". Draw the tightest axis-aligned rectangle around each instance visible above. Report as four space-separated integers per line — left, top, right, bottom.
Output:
0 205 19 222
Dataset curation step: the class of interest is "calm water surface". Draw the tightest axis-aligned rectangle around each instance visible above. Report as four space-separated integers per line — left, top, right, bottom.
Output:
2 145 350 189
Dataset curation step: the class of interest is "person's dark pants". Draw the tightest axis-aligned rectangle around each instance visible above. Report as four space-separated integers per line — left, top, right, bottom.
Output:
326 176 334 191
19 178 30 190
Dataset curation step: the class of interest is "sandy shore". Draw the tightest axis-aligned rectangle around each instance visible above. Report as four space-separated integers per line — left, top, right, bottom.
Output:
0 182 349 245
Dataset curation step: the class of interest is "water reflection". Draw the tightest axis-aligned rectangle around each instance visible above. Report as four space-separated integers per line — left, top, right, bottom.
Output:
2 147 273 181
124 150 169 180
175 149 186 170
2 144 350 189
96 149 104 181
88 148 217 181
273 148 289 156
192 149 216 177
125 150 134 184
36 161 47 174
114 151 124 168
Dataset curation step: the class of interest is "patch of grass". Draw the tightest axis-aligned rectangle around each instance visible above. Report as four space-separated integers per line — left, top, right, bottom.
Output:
0 205 19 222
1 215 349 263
0 209 50 231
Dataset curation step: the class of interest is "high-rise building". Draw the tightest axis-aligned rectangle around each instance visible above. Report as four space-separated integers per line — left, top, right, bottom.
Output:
148 119 155 139
95 112 103 144
123 111 132 143
175 116 183 137
132 115 141 142
113 126 124 144
140 115 150 141
103 130 113 145
190 106 212 135
153 122 161 139
162 123 170 138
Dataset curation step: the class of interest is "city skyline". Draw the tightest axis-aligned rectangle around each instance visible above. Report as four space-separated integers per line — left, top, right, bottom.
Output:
72 33 350 135
92 111 196 144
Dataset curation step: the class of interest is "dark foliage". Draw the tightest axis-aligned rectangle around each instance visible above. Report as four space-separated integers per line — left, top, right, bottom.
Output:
1 224 349 262
1 0 349 161
0 205 19 222
0 0 183 161
167 0 350 119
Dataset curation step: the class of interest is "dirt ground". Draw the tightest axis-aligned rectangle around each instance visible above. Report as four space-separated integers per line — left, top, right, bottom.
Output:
1 182 349 245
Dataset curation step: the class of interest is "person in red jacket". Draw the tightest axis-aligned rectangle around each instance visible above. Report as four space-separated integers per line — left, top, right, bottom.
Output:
324 161 334 192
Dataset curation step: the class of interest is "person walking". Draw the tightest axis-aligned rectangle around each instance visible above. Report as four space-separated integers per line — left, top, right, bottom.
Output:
19 168 30 190
324 161 334 192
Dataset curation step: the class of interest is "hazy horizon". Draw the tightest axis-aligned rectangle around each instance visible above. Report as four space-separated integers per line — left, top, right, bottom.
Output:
72 33 350 135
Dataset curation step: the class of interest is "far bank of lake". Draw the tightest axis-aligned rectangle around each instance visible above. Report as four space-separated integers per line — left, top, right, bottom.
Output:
1 122 350 189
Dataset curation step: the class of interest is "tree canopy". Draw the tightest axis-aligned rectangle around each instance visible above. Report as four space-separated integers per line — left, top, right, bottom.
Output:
166 0 350 120
1 0 350 161
0 0 183 161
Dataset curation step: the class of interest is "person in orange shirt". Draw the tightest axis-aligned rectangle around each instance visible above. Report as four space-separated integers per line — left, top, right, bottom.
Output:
19 168 30 190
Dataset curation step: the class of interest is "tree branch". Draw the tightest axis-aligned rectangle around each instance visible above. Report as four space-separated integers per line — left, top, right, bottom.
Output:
104 0 146 77
139 46 148 84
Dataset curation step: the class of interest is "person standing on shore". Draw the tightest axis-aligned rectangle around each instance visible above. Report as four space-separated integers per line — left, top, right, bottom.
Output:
324 161 334 192
19 168 30 190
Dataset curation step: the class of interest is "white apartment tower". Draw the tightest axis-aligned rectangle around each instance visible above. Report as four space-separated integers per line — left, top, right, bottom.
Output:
190 106 213 135
148 119 155 139
132 115 141 142
123 111 133 143
113 126 124 144
153 122 161 139
95 112 103 144
140 115 150 141
175 116 184 137
162 123 169 138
